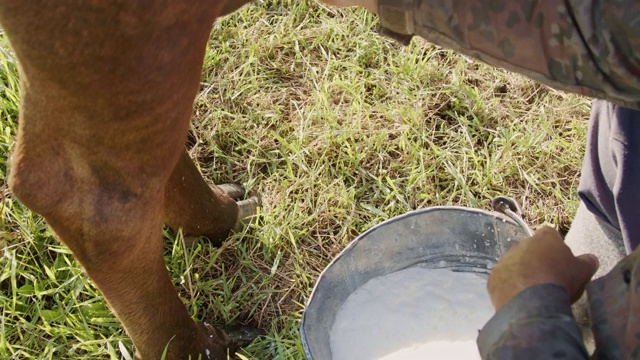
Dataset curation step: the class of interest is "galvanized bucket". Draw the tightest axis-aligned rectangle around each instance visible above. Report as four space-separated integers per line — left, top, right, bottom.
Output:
300 197 532 360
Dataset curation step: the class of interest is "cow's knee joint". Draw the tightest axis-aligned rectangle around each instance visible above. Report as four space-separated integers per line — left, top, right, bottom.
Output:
9 147 72 218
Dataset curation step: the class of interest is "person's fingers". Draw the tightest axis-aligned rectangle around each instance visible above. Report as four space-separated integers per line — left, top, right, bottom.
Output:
577 253 600 276
534 225 564 243
569 253 600 303
488 226 600 309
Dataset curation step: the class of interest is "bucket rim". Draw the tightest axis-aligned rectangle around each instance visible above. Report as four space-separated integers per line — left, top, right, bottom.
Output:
299 205 521 359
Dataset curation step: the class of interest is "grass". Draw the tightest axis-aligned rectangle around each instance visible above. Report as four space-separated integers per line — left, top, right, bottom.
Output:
0 0 590 359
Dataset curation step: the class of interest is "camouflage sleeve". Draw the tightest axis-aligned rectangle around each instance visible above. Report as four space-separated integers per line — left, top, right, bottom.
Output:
477 284 589 359
379 0 640 109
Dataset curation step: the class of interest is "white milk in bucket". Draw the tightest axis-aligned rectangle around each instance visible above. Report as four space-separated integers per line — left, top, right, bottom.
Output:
329 267 495 359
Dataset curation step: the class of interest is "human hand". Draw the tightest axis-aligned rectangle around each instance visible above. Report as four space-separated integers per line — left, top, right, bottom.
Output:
320 0 378 14
487 226 599 311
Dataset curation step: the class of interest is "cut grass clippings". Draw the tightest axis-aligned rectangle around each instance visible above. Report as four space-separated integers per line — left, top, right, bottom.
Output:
0 1 589 359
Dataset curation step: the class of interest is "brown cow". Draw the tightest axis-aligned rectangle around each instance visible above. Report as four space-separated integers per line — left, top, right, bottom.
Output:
0 0 366 357
0 0 262 359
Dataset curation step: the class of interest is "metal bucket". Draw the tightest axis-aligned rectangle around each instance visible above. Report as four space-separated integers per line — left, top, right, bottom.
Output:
300 198 532 359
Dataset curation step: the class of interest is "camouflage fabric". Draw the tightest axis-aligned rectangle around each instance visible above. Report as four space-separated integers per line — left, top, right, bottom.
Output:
380 0 640 109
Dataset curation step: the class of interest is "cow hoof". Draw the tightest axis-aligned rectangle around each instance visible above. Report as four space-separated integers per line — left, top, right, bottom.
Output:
218 183 246 200
218 324 265 351
235 196 261 231
201 322 264 355
215 183 261 231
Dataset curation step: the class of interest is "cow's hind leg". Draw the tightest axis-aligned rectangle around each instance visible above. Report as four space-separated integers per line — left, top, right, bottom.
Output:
1 1 239 358
164 149 261 245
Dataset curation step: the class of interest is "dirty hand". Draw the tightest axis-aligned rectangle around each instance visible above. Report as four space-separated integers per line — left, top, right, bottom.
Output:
320 0 378 14
487 226 599 311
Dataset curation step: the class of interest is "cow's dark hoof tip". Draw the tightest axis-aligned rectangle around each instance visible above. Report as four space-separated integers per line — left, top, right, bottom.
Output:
201 322 265 354
219 324 265 351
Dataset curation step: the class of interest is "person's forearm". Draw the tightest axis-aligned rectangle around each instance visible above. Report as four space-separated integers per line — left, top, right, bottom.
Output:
379 0 640 109
478 284 589 359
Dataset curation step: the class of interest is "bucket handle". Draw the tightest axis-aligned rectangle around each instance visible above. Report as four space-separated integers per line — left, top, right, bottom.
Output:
491 196 534 237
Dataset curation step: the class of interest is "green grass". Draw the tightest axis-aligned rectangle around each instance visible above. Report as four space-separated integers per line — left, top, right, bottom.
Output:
0 0 589 359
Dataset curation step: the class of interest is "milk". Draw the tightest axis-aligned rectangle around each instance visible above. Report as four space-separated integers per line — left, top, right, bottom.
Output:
329 267 495 359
